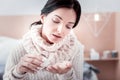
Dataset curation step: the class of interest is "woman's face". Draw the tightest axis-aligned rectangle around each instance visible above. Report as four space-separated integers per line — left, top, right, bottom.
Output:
41 8 76 44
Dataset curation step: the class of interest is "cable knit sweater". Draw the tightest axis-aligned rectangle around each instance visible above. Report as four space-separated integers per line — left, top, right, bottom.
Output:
3 25 84 80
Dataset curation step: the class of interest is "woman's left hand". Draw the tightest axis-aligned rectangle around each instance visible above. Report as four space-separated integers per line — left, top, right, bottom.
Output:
46 61 72 74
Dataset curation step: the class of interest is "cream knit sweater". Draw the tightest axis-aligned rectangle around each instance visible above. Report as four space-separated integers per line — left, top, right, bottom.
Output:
3 25 84 80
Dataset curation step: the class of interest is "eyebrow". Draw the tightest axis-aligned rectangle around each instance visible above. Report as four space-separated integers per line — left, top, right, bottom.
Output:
55 15 62 20
54 15 75 24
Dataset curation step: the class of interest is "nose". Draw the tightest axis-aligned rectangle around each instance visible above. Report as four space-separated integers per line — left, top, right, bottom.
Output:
57 24 64 34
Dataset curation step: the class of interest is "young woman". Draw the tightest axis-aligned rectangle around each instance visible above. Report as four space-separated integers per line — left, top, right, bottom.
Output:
3 0 84 80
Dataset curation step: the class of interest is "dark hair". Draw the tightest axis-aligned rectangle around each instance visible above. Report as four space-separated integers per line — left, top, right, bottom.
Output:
31 0 81 28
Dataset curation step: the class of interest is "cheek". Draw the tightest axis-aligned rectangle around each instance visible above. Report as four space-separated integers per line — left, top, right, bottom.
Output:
43 20 53 30
43 22 56 34
43 25 54 37
63 30 71 37
44 17 54 26
43 26 52 34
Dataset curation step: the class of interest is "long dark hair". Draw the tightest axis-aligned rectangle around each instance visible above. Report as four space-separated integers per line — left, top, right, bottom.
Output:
31 0 81 28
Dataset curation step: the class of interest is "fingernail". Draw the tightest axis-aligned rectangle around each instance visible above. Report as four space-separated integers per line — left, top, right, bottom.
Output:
37 67 40 70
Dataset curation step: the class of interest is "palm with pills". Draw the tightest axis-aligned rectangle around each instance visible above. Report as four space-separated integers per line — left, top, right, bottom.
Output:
46 61 72 74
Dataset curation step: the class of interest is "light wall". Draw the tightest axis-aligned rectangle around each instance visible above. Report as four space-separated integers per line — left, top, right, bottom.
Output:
74 13 115 54
115 13 120 80
0 15 39 39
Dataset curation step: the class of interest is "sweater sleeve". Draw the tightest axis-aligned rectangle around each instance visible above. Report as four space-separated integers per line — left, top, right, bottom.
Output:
57 42 84 80
72 44 84 80
3 42 27 80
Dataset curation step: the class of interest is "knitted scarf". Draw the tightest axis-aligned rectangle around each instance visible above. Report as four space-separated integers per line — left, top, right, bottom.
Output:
22 25 77 68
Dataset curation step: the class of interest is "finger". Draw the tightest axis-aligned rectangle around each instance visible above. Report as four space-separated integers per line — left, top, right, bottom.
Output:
66 62 72 68
30 59 43 67
61 61 72 69
22 56 42 67
57 63 72 74
21 65 36 73
18 66 34 73
32 59 43 66
17 62 36 74
25 54 43 62
21 60 39 72
46 65 58 73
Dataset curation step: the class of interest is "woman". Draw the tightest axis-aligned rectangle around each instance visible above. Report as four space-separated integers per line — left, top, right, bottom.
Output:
3 0 84 80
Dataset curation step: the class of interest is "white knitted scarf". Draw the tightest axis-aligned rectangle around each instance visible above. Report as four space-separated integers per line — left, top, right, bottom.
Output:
22 25 77 68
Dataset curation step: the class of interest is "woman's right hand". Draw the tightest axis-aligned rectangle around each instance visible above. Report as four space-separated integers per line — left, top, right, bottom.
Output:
16 54 43 74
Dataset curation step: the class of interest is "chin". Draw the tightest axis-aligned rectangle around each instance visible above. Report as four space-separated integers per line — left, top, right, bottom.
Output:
50 40 59 44
49 39 62 44
48 35 64 43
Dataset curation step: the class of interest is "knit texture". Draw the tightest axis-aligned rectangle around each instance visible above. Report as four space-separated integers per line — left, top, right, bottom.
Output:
3 25 84 80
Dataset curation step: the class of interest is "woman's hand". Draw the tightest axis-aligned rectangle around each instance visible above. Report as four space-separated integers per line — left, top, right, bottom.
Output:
46 61 72 74
16 54 43 74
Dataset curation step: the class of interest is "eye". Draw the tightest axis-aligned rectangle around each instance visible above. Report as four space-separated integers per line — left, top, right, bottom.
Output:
52 18 60 23
66 24 73 29
66 26 72 29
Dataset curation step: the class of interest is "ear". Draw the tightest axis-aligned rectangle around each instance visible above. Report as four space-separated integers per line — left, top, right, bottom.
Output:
40 14 46 24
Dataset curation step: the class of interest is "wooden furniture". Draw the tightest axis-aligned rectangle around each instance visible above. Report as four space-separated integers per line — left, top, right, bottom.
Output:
84 54 119 80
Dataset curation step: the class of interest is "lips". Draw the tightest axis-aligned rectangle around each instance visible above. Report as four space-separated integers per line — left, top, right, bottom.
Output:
52 34 62 38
